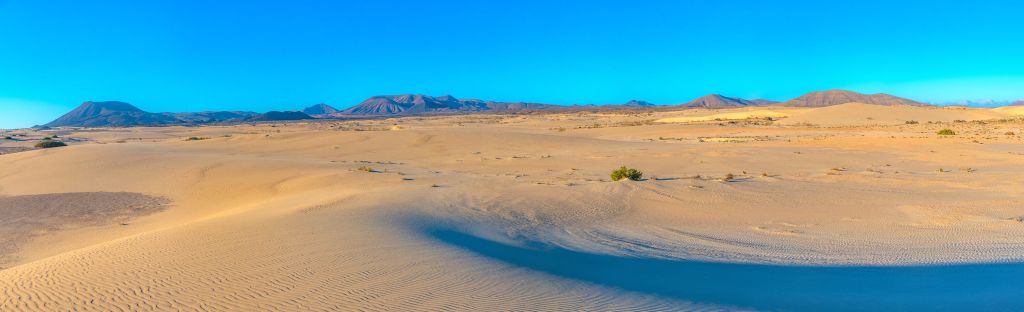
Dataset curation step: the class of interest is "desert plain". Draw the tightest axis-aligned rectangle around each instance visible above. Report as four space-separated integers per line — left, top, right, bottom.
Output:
2 103 1024 311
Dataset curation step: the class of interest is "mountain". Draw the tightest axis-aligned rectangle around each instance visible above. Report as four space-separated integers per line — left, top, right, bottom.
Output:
249 111 315 121
302 103 338 116
46 101 179 127
780 90 924 107
680 94 769 108
1009 100 1024 106
623 100 655 107
339 94 556 116
750 99 780 106
46 101 299 127
169 111 258 123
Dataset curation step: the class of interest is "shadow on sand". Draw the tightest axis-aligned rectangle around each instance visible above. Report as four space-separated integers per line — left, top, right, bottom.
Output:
428 228 1024 311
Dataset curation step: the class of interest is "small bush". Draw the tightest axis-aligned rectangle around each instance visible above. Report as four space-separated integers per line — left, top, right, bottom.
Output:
35 140 67 148
905 120 919 124
185 136 209 141
937 129 956 135
610 166 643 181
720 173 735 182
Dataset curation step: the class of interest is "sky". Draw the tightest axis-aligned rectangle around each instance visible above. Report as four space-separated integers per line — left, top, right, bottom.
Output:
2 0 1024 128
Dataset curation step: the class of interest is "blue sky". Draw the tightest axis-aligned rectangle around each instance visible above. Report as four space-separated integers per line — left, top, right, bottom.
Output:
2 0 1023 128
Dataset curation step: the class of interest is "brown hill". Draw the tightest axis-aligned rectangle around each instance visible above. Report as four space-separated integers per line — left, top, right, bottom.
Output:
680 94 771 108
780 90 924 107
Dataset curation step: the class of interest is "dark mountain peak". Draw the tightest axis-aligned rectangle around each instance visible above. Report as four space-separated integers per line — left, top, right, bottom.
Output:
250 111 315 121
781 90 925 107
78 101 145 113
302 103 339 115
46 101 177 127
623 100 655 106
435 94 459 102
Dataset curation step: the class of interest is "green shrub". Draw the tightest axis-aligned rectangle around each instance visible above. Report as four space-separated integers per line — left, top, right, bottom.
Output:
35 140 67 148
937 129 956 135
610 166 643 181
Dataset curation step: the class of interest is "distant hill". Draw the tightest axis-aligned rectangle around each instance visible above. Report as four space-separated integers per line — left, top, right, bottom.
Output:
339 94 556 116
779 90 924 107
680 94 772 108
749 99 780 106
47 101 273 127
169 111 258 123
623 100 655 107
249 111 314 121
46 101 180 127
1011 100 1024 106
302 103 338 116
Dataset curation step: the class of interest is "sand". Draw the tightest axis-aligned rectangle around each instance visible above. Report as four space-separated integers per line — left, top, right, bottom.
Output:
1 103 1023 310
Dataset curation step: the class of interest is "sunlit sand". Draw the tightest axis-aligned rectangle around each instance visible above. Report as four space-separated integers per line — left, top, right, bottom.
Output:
2 104 1024 310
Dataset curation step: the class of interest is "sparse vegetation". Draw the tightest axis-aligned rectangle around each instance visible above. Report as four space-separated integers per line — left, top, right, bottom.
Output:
357 166 375 172
185 136 210 141
719 173 735 182
35 140 67 148
610 166 643 181
904 120 919 124
937 129 956 136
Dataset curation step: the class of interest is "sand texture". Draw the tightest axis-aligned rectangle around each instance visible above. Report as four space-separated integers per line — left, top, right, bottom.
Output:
1 104 1023 310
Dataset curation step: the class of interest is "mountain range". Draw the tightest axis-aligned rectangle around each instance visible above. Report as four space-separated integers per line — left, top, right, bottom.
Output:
45 102 308 127
41 90 945 128
336 94 556 116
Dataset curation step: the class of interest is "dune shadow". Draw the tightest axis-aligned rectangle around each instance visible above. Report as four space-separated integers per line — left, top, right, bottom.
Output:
426 228 1024 311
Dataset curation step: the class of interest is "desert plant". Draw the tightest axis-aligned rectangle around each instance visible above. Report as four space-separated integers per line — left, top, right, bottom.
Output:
937 129 956 135
185 136 209 141
610 166 643 181
35 140 67 148
905 120 919 124
720 173 735 182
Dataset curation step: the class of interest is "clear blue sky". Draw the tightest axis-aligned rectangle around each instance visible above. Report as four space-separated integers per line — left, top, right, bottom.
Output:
2 0 1023 128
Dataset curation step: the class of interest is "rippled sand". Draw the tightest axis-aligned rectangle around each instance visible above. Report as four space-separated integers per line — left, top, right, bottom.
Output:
2 104 1023 310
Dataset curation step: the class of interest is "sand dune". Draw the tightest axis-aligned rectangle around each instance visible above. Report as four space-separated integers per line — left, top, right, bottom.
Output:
777 102 1010 126
1 107 1023 310
655 109 789 123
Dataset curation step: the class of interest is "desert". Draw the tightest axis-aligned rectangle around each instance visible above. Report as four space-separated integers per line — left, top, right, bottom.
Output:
2 100 1023 310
